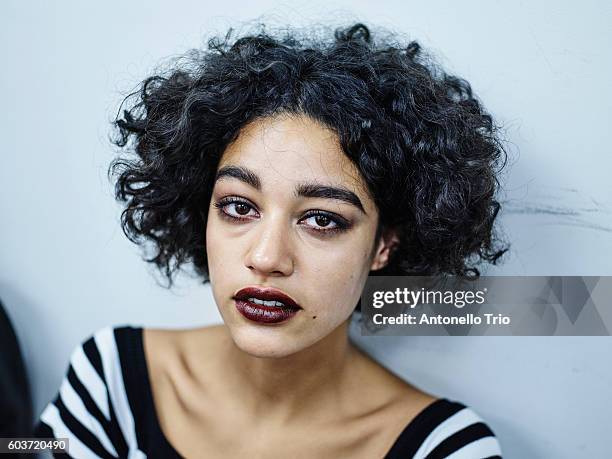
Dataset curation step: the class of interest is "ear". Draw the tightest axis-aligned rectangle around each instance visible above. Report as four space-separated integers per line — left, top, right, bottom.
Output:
370 226 400 271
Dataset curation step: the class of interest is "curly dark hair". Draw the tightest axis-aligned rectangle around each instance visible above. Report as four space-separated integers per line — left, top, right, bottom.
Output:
109 22 509 312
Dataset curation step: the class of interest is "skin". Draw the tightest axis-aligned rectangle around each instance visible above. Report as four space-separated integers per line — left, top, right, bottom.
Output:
144 113 437 458
207 112 393 358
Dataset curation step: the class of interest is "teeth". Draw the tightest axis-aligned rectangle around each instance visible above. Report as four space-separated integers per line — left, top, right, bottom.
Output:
247 297 287 308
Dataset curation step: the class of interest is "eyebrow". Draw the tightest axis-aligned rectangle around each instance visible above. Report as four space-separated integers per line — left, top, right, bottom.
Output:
214 165 366 214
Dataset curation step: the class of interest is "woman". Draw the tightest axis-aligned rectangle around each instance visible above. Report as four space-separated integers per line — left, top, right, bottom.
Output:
36 23 507 458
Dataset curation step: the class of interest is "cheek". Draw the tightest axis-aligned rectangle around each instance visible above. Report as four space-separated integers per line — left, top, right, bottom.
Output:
308 236 373 277
304 243 372 316
205 215 232 278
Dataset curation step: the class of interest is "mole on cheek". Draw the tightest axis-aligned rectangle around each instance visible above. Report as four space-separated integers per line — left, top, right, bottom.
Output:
312 315 317 319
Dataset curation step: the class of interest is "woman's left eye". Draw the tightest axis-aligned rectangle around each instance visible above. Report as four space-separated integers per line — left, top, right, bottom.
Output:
301 213 345 232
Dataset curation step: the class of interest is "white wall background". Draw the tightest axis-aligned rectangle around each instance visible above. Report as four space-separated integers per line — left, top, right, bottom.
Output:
2 1 611 458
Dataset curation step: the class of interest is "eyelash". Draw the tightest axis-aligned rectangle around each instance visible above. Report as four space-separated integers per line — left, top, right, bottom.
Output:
213 197 351 235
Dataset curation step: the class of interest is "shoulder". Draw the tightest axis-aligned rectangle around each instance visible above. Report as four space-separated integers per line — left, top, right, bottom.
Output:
394 398 503 459
142 323 226 403
34 324 144 458
143 323 224 370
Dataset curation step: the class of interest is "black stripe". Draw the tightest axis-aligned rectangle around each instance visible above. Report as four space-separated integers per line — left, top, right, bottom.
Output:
126 326 184 458
33 419 54 439
77 333 130 457
33 420 76 458
55 397 116 459
67 365 107 424
107 395 130 458
424 422 496 459
114 325 156 456
83 336 106 383
67 364 129 457
385 399 466 459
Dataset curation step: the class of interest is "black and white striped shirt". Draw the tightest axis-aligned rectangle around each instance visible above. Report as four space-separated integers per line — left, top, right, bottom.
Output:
35 326 503 458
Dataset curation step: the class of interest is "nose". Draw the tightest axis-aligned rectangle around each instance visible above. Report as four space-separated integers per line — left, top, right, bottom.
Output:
244 213 294 277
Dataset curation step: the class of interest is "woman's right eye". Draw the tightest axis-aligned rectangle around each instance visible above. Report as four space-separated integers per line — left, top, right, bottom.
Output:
213 198 258 221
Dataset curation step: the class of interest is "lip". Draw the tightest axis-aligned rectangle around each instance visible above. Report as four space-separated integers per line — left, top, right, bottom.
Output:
234 299 300 323
233 286 302 324
233 286 301 309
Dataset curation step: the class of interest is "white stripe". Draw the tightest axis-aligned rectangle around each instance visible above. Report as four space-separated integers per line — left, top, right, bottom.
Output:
71 344 111 420
444 436 502 458
414 407 488 458
94 327 139 453
40 403 103 459
129 448 148 459
59 377 118 456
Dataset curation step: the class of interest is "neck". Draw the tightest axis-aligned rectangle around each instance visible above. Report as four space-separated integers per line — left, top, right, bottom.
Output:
219 319 359 423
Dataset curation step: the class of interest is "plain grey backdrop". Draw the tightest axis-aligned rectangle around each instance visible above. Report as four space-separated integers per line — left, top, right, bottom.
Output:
2 1 611 458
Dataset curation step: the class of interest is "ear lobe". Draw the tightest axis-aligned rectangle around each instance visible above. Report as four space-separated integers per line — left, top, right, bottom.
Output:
370 227 400 271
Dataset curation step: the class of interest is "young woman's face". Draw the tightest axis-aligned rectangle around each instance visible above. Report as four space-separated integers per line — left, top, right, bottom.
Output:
206 113 393 358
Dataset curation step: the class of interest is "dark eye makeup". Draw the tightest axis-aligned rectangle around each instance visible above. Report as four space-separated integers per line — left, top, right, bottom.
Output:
212 196 352 236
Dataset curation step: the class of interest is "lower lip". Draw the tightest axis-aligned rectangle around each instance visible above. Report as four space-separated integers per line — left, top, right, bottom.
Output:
234 299 300 324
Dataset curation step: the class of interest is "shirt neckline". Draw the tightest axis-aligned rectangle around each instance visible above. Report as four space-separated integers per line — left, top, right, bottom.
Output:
133 326 448 459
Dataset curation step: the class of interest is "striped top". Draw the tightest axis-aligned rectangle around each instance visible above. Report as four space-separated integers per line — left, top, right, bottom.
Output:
35 326 503 458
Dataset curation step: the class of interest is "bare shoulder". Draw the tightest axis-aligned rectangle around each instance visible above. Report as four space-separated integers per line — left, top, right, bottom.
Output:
142 324 226 376
338 345 440 457
142 324 228 430
349 343 438 417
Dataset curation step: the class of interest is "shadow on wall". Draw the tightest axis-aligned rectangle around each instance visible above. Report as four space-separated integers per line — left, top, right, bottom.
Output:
0 298 34 458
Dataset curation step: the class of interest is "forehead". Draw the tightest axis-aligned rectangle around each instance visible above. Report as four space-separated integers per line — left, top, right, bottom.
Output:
218 114 370 199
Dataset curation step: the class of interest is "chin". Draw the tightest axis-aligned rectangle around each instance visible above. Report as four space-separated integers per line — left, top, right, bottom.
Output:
230 326 306 358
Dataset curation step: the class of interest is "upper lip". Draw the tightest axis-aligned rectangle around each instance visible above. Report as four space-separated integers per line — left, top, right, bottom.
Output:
233 286 301 309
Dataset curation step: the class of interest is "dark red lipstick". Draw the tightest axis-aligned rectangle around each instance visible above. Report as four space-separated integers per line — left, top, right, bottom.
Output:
233 286 301 324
